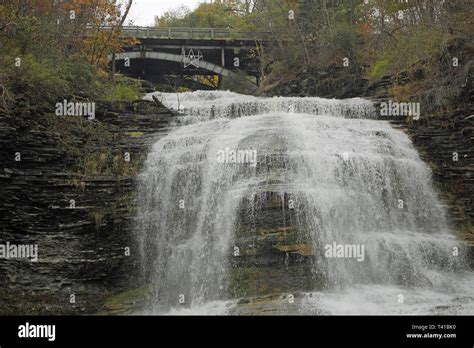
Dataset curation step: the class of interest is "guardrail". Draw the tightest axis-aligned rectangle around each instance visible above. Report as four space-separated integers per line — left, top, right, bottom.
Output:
102 26 273 41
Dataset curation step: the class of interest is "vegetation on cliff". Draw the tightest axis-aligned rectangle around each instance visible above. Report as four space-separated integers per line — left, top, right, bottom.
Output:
0 1 146 179
0 0 139 116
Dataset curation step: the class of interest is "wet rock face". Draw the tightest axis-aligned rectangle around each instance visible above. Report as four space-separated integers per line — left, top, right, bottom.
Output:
0 100 175 314
230 191 316 299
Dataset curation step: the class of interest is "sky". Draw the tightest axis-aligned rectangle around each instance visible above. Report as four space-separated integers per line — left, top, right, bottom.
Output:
127 0 204 26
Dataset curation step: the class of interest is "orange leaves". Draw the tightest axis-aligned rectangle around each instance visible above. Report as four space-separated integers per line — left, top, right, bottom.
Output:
3 0 135 75
80 1 136 71
357 22 371 35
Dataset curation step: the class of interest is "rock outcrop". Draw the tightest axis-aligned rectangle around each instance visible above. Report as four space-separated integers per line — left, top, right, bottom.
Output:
0 100 176 314
261 65 369 99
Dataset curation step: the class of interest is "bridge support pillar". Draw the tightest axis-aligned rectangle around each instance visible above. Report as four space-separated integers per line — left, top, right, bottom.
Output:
221 48 225 67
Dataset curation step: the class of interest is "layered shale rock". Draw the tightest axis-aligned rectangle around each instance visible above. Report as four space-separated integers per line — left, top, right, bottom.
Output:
230 191 315 299
0 100 176 314
405 110 474 243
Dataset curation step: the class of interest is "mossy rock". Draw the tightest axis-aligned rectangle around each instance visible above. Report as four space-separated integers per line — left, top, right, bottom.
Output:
99 286 152 315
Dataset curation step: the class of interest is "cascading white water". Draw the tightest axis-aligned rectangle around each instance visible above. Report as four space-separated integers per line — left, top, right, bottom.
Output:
137 91 473 315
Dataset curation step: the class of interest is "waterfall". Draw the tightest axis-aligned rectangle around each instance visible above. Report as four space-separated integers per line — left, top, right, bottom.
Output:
137 91 472 315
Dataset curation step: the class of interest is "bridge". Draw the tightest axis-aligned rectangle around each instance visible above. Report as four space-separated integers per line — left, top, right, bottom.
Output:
118 26 274 41
110 26 273 90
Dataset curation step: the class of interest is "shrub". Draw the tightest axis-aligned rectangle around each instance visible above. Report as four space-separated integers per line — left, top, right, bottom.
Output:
102 78 142 101
369 56 395 81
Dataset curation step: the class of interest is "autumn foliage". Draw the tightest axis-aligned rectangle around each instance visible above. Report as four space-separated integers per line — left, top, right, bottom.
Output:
0 0 136 111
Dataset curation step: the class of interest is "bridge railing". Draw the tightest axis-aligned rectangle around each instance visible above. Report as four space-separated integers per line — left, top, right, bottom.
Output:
102 26 273 41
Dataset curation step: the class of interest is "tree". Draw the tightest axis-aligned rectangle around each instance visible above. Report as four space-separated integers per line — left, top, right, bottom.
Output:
0 0 139 111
